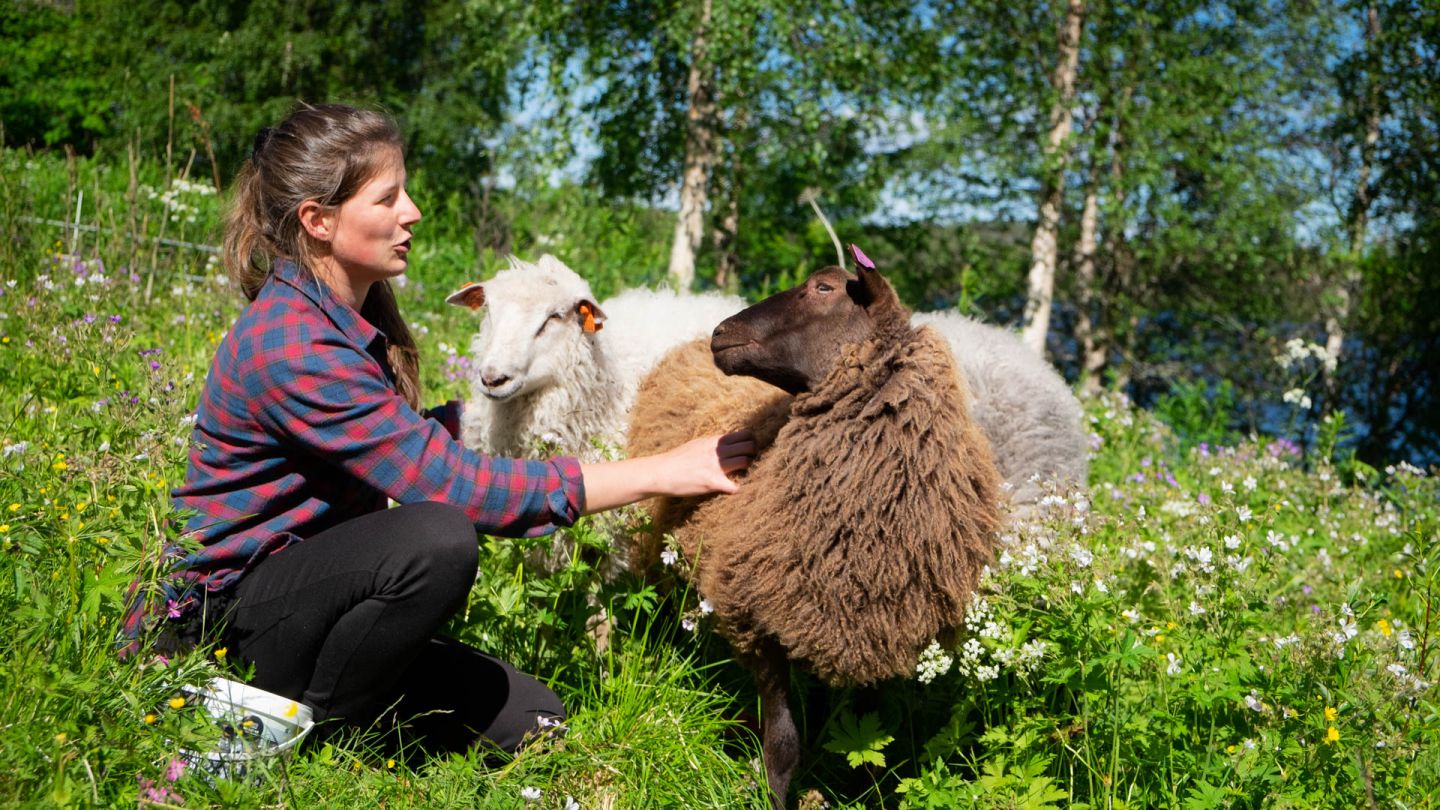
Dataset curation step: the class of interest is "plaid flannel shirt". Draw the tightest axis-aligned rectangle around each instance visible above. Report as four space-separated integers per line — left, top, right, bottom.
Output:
121 260 584 645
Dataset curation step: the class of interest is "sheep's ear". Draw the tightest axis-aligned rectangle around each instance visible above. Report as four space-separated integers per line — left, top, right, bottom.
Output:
575 300 606 333
848 244 904 318
445 282 486 310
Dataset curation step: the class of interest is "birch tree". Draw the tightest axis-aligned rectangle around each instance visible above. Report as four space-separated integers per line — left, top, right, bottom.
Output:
666 0 718 289
1020 0 1086 355
1321 0 1384 407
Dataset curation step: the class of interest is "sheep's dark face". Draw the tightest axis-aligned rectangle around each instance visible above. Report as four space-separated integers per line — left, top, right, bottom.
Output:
711 264 906 394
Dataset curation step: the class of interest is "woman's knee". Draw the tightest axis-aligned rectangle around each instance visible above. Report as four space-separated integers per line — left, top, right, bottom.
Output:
397 501 478 587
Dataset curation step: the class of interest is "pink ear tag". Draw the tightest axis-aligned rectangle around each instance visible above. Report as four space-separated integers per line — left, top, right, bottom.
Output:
848 243 876 270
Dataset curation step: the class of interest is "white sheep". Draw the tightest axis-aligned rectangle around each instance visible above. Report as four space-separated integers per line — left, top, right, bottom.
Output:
913 310 1089 508
446 253 746 462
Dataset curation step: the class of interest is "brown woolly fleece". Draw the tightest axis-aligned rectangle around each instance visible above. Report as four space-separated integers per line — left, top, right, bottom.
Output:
628 323 1004 686
626 338 792 567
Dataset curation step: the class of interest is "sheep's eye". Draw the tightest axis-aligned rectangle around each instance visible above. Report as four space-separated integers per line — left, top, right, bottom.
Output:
536 313 564 335
815 282 834 293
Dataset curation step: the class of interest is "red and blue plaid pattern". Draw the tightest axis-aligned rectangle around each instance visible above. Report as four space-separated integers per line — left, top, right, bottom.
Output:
121 261 584 646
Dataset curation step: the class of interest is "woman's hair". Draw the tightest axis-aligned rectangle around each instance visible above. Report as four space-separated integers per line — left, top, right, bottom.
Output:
222 102 421 409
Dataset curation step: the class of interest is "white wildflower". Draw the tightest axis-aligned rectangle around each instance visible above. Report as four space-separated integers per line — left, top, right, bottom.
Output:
698 599 714 615
1069 546 1094 568
1166 652 1182 676
915 640 954 684
1243 476 1257 492
1236 506 1253 522
1245 691 1265 712
521 787 542 802
1122 609 1140 623
660 549 679 566
1223 534 1241 550
1188 601 1206 616
1272 633 1300 648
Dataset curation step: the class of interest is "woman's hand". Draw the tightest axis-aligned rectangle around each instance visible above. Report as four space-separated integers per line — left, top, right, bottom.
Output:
579 430 757 514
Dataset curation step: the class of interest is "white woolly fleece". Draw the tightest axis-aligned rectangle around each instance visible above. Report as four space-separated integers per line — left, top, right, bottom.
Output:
454 255 745 462
912 311 1089 506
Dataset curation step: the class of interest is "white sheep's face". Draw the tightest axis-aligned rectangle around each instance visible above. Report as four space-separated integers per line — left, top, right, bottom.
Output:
448 254 606 402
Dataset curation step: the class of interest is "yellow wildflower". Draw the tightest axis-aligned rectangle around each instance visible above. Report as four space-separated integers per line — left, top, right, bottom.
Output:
1155 634 1166 643
97 537 109 545
1324 706 1337 722
1166 621 1178 630
214 647 228 660
284 702 299 718
1394 569 1404 579
144 713 157 725
0 525 8 534
1377 620 1393 637
1226 744 1237 754
1325 726 1340 744
386 759 396 769
54 733 66 744
169 697 186 710
8 504 19 511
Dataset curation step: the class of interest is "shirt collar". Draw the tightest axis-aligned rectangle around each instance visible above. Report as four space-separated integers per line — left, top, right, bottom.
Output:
271 259 384 349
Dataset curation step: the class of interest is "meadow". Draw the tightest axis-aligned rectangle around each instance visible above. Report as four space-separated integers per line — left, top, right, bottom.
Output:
1 150 1437 809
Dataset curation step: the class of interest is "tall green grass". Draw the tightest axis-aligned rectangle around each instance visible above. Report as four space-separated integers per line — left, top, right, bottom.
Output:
1 147 1436 808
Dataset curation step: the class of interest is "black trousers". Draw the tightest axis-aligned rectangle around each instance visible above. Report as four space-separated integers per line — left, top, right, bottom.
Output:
219 501 565 756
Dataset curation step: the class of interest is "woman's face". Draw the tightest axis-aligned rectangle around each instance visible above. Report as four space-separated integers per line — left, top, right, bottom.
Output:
325 150 422 286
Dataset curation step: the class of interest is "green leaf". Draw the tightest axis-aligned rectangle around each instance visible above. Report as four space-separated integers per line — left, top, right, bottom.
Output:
822 711 894 769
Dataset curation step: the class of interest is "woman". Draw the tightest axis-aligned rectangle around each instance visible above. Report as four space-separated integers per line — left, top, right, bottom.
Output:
124 102 753 756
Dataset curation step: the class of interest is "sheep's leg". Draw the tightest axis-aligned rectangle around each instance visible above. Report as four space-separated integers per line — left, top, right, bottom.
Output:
748 639 798 809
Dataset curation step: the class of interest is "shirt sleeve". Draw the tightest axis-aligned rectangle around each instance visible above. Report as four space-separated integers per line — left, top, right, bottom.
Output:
421 399 464 440
249 332 585 537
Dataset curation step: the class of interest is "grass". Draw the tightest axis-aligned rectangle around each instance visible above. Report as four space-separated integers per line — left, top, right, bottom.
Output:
1 147 1437 808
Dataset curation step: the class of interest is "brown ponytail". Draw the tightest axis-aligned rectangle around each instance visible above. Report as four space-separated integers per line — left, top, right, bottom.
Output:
221 102 422 409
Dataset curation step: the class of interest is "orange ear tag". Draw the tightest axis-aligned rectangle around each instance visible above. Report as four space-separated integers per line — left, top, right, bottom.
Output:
579 302 602 333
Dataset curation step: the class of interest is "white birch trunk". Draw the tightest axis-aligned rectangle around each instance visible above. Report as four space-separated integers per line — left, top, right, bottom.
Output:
667 0 717 291
1021 0 1086 356
1074 158 1103 395
1323 1 1381 403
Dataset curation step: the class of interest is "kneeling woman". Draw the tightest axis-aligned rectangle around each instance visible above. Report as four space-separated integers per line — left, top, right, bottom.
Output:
123 102 754 756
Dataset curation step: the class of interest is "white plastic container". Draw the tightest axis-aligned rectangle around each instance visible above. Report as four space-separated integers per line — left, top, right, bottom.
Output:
178 678 315 782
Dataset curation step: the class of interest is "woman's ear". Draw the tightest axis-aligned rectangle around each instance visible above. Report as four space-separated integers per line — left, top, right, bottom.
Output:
298 200 334 242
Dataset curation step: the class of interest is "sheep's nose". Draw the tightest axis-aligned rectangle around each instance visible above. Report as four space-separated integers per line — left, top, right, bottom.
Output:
482 373 511 389
712 320 731 340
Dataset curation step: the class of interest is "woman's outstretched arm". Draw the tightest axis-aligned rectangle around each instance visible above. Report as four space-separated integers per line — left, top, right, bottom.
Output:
579 430 756 514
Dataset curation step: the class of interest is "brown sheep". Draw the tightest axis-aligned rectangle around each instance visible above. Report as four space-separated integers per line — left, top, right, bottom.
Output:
626 248 1004 807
